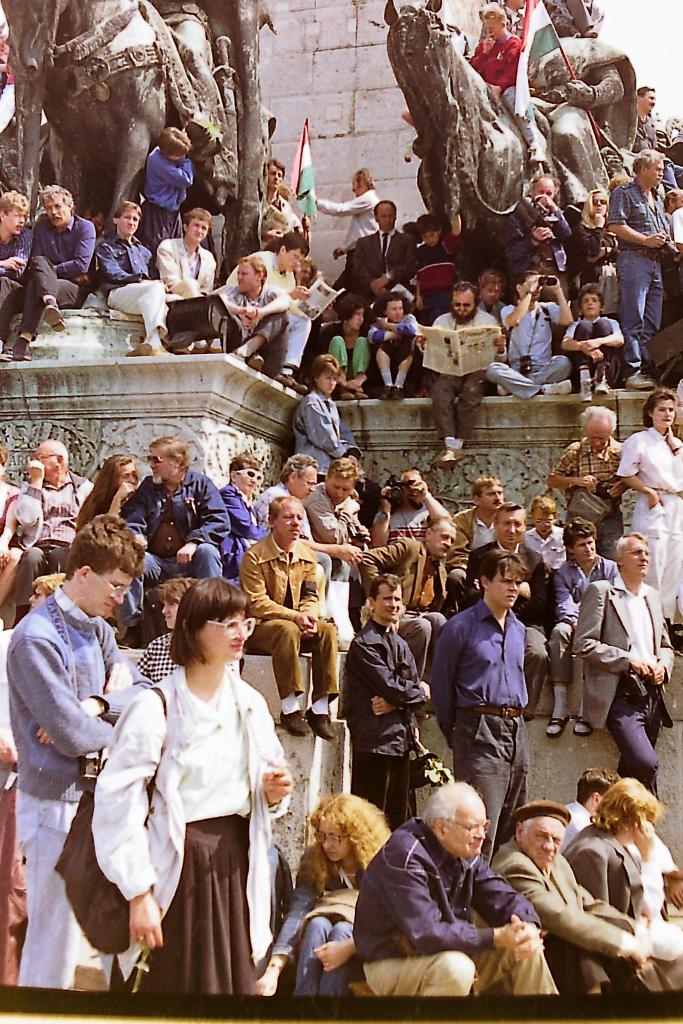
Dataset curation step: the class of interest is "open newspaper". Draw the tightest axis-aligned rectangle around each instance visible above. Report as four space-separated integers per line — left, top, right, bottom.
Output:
422 323 502 376
291 278 341 320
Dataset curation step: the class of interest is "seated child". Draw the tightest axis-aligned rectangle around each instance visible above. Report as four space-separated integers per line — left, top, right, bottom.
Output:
368 291 419 400
524 493 566 571
561 284 624 396
414 213 461 325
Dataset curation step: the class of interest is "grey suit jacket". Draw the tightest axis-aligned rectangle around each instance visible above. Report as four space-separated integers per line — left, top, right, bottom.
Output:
493 838 633 959
572 579 673 729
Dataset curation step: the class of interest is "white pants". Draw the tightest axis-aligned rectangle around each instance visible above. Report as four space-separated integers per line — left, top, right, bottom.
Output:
283 312 311 369
108 281 168 346
631 491 683 620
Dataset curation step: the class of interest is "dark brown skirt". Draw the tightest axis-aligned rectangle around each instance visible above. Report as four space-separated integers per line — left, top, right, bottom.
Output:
114 814 256 995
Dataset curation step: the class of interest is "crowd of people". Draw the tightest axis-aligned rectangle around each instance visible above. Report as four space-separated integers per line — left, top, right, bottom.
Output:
1 0 683 1004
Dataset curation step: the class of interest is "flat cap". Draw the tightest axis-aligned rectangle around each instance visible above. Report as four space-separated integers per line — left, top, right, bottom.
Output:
514 800 571 827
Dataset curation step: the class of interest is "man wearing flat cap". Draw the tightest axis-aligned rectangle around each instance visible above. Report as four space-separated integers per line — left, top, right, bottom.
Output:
492 800 653 993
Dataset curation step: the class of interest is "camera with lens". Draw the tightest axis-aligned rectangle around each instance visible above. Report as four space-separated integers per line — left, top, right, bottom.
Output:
383 474 412 510
79 751 103 780
537 275 558 286
515 195 558 236
519 354 533 377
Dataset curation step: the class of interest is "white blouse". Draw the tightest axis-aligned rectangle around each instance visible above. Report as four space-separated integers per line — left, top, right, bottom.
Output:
177 666 251 823
617 427 683 493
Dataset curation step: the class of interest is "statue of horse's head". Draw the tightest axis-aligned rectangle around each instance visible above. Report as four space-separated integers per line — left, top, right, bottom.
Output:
3 0 70 205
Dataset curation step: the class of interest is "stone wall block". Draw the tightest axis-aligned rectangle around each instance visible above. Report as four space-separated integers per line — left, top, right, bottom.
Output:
260 52 314 97
356 1 391 47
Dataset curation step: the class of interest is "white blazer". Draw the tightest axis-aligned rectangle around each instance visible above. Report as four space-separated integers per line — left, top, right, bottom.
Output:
156 237 216 295
92 665 289 979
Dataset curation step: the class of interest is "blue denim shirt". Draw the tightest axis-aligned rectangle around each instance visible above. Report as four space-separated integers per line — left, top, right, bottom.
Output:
431 599 527 741
608 180 668 252
96 233 152 295
554 555 618 625
292 389 353 474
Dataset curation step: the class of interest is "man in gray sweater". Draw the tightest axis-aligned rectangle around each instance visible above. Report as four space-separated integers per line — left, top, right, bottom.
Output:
8 515 150 989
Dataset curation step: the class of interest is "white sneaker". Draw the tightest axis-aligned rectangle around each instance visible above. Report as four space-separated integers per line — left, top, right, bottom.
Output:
434 448 466 468
625 372 655 390
594 379 611 394
541 380 572 395
496 385 511 396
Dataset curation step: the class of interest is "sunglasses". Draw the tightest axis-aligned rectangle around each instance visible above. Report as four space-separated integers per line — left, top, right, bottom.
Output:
593 198 608 206
148 455 165 465
236 468 262 480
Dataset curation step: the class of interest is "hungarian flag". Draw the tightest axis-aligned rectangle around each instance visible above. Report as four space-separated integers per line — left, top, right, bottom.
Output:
515 0 562 116
290 118 317 217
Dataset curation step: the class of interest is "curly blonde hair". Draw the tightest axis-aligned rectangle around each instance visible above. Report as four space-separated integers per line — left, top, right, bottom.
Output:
298 794 390 895
592 777 663 834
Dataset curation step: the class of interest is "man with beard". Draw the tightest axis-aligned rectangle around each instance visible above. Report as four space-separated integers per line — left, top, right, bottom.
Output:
430 281 504 468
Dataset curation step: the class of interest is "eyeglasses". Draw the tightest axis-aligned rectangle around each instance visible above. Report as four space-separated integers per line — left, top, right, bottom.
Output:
147 455 165 466
448 819 491 836
207 617 256 638
93 572 131 596
316 830 346 845
235 468 263 481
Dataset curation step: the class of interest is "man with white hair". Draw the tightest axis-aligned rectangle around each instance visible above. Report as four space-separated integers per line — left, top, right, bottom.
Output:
548 405 624 559
354 782 557 997
12 440 93 623
573 533 673 794
607 150 669 390
492 800 652 994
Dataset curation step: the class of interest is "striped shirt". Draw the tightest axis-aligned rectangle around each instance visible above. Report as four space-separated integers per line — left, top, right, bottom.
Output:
38 478 80 546
0 226 32 280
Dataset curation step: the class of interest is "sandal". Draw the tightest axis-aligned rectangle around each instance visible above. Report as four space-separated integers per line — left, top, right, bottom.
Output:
573 718 593 736
545 716 569 738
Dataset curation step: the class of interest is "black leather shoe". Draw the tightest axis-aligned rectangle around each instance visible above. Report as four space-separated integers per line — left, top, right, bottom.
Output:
379 386 393 400
280 709 310 737
305 708 335 740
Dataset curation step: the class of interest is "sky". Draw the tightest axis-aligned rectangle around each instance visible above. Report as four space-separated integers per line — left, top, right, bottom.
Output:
600 0 683 119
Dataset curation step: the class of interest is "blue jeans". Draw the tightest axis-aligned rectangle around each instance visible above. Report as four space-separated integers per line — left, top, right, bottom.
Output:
616 251 663 377
16 792 80 989
121 541 223 625
294 917 361 996
485 355 572 398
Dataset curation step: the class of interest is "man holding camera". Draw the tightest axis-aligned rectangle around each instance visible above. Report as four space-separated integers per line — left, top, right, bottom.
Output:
485 270 573 399
506 175 572 286
371 468 450 548
7 517 149 989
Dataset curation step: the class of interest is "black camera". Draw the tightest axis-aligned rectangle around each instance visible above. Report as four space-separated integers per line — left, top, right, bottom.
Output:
384 475 411 510
79 751 103 780
519 355 533 377
515 196 558 236
537 275 557 286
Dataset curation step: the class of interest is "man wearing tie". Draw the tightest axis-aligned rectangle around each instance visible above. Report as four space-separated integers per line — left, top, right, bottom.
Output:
352 200 417 300
346 573 427 829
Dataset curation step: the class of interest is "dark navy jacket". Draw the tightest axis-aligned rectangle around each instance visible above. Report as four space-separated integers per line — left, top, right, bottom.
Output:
345 619 424 756
219 482 267 583
122 469 230 550
354 818 539 960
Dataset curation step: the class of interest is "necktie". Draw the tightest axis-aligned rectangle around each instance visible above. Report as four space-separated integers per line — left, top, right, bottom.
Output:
381 232 389 273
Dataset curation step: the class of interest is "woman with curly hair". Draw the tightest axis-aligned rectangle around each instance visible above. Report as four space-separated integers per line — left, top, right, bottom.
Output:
565 778 683 984
257 794 390 996
76 454 139 532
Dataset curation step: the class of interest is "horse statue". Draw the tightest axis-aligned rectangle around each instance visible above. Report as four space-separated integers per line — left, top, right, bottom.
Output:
385 0 637 249
1 0 270 263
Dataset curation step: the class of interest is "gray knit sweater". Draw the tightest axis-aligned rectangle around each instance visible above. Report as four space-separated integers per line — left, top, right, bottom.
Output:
8 588 149 802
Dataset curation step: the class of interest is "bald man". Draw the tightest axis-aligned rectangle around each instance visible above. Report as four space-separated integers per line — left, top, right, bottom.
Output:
12 440 92 621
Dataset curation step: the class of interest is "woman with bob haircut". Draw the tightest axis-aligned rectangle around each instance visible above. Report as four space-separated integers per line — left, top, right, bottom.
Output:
565 778 683 985
219 453 267 583
616 388 683 623
76 454 139 532
92 578 293 994
257 793 390 997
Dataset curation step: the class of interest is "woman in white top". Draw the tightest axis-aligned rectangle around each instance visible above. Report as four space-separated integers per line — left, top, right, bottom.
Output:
92 578 293 994
617 388 683 621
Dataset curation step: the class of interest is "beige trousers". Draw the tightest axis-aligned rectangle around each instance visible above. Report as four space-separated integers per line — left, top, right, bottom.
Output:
108 281 168 346
364 946 558 998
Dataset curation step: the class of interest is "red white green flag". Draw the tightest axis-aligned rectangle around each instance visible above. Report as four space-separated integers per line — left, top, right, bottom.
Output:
290 118 317 217
515 0 562 116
